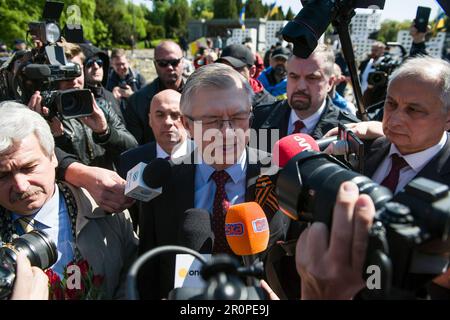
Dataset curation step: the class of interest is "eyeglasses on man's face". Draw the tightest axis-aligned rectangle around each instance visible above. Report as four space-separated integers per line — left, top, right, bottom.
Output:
155 58 183 68
85 58 103 68
184 111 253 129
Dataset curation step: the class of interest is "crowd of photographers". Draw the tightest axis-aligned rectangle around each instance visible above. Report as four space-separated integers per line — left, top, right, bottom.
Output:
1 11 450 301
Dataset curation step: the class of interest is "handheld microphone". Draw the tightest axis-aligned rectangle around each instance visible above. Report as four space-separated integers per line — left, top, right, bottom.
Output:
272 133 320 168
225 202 270 256
316 135 338 151
124 158 171 201
180 208 214 254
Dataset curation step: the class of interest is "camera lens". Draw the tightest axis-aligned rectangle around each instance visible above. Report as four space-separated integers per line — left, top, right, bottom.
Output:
5 230 57 269
57 89 93 119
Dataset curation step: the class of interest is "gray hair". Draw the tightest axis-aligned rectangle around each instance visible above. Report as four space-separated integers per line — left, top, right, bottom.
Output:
288 44 335 77
0 101 55 157
388 56 450 111
180 63 254 116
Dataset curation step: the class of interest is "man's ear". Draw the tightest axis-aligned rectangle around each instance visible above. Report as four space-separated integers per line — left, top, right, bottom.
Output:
51 151 58 169
327 75 336 93
445 108 450 131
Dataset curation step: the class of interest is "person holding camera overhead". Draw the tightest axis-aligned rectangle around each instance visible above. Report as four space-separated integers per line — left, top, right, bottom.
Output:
0 103 138 299
27 41 138 170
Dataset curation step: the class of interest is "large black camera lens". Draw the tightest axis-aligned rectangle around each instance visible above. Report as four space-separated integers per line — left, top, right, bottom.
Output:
0 230 57 299
277 150 392 227
58 88 93 119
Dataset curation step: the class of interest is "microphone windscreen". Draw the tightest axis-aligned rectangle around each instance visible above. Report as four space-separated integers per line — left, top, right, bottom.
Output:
272 133 320 168
142 158 172 188
180 208 214 253
24 64 51 79
225 202 269 256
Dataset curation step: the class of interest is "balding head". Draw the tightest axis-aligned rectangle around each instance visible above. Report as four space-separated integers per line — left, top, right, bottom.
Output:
154 41 184 90
149 89 185 154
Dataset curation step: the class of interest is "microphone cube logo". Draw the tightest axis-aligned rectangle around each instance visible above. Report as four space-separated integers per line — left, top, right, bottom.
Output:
252 218 269 233
225 222 244 236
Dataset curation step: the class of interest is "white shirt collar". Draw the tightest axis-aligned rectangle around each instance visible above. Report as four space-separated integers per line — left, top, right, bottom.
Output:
156 138 193 160
289 98 327 134
389 132 448 172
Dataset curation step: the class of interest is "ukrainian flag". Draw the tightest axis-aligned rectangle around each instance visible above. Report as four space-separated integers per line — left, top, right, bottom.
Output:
265 1 279 19
432 9 447 35
239 2 246 30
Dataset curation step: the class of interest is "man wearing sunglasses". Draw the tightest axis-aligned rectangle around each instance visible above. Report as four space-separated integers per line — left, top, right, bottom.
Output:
81 44 124 122
126 40 186 145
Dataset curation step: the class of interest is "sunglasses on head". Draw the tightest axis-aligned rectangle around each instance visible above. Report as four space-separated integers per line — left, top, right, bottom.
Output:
86 58 103 68
155 58 182 68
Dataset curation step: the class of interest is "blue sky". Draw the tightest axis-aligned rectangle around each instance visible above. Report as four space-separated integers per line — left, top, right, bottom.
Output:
132 0 444 22
263 0 443 22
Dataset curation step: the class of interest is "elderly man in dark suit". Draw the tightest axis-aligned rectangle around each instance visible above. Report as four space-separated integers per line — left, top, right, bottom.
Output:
137 63 293 299
252 44 359 153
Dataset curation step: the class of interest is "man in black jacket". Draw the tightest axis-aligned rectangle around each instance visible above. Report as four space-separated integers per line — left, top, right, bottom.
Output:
252 44 358 153
81 44 124 122
126 40 185 145
27 42 138 170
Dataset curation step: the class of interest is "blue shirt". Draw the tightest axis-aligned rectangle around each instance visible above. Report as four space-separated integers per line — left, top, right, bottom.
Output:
12 185 74 278
194 150 247 214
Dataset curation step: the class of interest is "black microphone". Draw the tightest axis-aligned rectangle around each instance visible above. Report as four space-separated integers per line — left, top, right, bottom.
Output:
23 64 51 79
180 208 214 253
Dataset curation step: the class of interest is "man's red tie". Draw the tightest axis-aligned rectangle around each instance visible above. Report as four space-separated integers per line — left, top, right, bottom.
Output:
292 120 305 134
380 154 408 193
211 170 232 254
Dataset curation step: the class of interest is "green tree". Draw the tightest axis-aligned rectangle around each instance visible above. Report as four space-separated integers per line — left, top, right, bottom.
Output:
213 0 237 19
191 0 213 20
376 20 410 43
285 7 295 20
246 0 264 19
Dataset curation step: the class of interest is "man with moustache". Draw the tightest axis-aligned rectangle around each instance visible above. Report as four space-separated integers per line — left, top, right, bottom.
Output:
0 103 138 299
252 44 359 153
126 41 186 145
258 46 291 100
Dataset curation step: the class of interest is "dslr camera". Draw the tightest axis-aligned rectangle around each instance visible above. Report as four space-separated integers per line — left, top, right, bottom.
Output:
277 149 450 298
368 43 406 88
0 1 92 119
0 230 57 299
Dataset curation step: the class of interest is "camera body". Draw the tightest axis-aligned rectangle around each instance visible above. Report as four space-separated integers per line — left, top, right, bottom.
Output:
368 53 402 88
282 0 386 59
276 150 450 296
0 230 57 299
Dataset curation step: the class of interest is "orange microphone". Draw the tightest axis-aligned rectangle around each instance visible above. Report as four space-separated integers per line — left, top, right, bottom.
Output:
225 202 270 256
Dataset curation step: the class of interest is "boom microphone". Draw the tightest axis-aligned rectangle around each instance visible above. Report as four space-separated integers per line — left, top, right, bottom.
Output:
272 133 320 168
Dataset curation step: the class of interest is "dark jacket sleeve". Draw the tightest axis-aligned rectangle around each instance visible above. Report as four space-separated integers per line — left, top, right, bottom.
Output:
410 41 428 57
137 72 146 90
55 147 79 181
93 102 138 157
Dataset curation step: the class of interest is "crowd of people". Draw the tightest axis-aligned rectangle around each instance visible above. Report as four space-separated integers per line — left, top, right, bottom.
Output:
1 16 450 301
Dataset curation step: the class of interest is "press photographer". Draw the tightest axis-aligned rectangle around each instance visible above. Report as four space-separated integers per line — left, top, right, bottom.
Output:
27 40 138 170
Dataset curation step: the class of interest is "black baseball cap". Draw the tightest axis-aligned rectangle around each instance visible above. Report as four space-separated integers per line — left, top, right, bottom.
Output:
217 44 255 68
271 47 291 60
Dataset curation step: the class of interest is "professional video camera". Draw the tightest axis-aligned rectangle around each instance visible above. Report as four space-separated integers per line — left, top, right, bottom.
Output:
368 42 406 88
0 230 57 299
277 150 450 298
0 1 92 119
